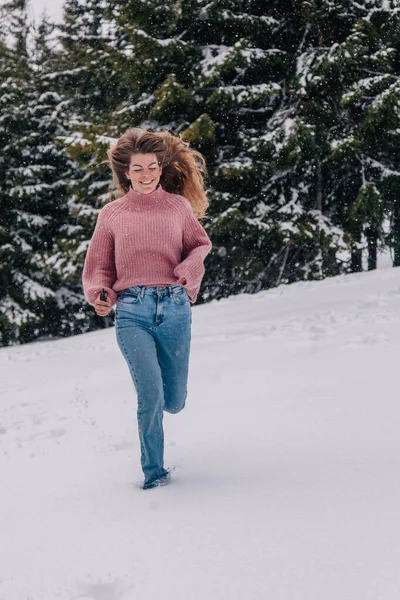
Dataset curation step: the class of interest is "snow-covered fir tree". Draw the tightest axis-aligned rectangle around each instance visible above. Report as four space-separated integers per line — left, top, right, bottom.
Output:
31 16 108 339
0 0 49 346
51 0 135 333
2 0 399 346
287 0 400 273
109 0 320 298
335 1 400 268
0 2 86 345
107 0 400 298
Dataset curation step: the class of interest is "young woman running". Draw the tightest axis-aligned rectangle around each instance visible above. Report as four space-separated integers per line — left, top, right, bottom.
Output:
82 128 212 489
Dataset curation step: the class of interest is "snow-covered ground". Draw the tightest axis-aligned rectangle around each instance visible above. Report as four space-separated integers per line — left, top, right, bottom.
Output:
1 266 400 600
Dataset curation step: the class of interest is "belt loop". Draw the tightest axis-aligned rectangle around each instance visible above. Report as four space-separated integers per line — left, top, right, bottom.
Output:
140 286 145 299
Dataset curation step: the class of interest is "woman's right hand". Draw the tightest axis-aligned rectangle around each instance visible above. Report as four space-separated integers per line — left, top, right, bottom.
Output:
94 294 113 317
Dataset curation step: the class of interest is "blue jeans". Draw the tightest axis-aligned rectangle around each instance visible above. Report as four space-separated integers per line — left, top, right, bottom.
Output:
115 285 192 484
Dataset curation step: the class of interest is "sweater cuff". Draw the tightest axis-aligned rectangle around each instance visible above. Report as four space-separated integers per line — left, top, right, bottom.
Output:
174 265 204 304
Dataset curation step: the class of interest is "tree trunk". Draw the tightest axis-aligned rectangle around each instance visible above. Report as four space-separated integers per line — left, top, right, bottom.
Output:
323 247 338 276
393 248 400 267
350 227 363 273
315 157 322 213
367 230 377 271
276 244 290 286
350 251 362 272
392 214 400 267
315 155 326 276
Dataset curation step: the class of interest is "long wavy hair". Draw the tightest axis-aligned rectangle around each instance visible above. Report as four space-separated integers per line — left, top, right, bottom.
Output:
107 128 209 219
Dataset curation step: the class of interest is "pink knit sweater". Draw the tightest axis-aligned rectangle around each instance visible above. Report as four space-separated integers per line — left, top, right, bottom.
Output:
82 185 212 305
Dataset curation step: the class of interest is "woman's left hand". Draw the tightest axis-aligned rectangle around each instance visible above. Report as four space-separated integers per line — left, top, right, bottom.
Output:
177 277 187 286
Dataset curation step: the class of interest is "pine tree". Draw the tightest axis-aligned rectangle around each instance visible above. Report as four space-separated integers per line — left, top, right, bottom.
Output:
31 16 101 339
49 0 137 332
109 0 325 298
336 2 400 268
0 0 43 345
2 0 395 347
0 2 88 345
106 0 400 299
287 0 400 273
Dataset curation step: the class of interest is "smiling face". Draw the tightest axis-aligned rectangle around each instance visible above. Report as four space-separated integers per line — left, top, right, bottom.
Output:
125 153 162 195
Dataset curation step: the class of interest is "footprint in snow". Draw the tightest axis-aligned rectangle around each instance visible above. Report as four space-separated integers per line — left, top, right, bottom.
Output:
48 428 66 438
75 579 131 600
111 440 134 451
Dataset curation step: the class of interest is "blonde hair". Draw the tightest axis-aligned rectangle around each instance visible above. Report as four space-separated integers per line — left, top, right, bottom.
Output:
107 128 209 219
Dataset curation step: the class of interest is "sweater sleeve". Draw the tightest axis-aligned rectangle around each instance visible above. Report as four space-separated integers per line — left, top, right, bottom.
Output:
173 205 212 303
82 208 118 306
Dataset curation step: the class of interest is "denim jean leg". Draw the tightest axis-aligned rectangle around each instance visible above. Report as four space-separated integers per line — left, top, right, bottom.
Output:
155 289 192 414
115 298 166 483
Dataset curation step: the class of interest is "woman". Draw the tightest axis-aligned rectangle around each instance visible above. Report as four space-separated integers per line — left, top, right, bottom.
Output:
82 128 212 490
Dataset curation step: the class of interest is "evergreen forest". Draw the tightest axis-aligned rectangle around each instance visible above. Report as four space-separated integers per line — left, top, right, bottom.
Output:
1 0 399 346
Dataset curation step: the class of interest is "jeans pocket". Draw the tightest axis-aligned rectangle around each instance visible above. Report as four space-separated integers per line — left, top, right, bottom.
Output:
172 286 189 305
118 288 141 304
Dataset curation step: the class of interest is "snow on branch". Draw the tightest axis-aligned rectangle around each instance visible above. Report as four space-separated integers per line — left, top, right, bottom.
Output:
200 43 283 78
220 10 280 28
364 157 400 178
0 296 37 326
114 94 154 116
341 74 395 103
10 183 54 197
13 272 55 302
11 211 50 227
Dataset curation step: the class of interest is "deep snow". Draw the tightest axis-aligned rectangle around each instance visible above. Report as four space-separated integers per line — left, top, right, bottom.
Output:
1 266 400 600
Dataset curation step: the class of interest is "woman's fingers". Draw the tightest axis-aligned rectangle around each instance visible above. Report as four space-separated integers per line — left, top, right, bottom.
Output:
95 307 111 316
94 296 112 307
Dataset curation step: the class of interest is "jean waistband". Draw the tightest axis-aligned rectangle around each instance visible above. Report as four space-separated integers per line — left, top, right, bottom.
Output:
121 285 182 299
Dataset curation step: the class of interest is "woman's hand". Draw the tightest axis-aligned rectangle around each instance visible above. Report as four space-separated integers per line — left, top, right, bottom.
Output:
94 294 113 317
177 277 187 286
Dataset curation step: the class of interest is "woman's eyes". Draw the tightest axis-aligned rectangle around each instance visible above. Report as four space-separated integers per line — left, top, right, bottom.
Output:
132 167 158 172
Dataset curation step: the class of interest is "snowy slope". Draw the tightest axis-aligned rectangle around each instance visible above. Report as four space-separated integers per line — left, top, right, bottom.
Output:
1 267 400 600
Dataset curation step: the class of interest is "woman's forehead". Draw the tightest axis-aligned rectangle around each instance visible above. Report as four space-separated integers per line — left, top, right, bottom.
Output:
129 153 158 167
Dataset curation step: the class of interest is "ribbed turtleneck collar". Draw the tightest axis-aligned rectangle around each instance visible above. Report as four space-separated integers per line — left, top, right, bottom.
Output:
126 184 164 205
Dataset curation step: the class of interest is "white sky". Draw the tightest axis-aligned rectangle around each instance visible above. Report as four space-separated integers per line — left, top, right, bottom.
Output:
29 0 64 23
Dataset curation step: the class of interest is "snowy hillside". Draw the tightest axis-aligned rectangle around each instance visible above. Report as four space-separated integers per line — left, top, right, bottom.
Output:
1 267 400 600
